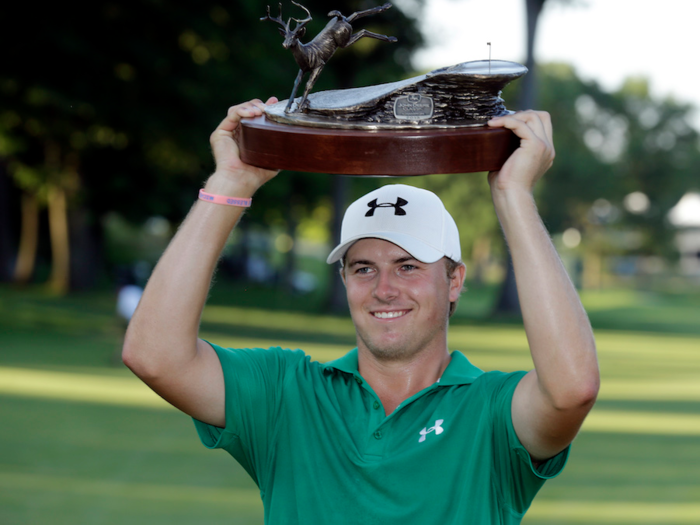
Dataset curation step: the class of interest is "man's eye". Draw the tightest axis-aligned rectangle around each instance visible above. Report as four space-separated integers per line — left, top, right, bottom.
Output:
356 267 372 274
401 264 417 271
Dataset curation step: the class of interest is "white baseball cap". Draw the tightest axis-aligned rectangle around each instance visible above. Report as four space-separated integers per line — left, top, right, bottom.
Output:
326 184 461 264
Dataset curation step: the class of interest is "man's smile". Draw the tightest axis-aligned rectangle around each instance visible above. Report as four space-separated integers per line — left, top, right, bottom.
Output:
371 309 410 319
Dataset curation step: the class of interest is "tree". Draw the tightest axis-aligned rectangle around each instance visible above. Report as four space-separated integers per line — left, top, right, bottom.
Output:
489 0 548 314
493 0 582 314
0 0 424 294
518 64 700 282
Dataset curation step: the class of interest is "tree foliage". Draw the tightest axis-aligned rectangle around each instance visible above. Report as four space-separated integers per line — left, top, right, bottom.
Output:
0 0 424 290
513 63 700 259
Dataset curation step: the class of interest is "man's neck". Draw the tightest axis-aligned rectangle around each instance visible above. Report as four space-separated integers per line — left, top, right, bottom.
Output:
357 347 452 416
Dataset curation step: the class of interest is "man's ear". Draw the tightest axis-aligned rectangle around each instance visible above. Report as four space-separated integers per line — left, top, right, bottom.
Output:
449 263 467 302
339 266 347 288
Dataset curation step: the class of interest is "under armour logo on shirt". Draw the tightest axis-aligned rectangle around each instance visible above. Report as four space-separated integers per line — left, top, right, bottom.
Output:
365 197 408 217
418 419 444 442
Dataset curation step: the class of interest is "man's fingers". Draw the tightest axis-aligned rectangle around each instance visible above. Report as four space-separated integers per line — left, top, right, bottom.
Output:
519 110 548 140
518 110 553 146
522 111 555 161
210 98 278 147
489 111 554 159
539 111 553 147
489 111 544 140
215 98 274 134
225 100 264 129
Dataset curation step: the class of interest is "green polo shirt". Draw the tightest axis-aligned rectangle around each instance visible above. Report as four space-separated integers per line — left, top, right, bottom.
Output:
194 343 569 524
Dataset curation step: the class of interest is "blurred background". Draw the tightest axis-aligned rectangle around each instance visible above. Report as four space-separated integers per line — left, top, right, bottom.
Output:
1 0 699 524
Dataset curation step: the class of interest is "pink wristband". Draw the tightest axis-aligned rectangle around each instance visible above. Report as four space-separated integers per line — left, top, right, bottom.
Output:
198 189 252 207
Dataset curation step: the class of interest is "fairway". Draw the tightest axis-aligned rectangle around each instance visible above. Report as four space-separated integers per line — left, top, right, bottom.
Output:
1 286 699 524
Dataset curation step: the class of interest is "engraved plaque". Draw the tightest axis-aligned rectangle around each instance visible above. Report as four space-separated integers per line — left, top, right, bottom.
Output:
393 94 434 120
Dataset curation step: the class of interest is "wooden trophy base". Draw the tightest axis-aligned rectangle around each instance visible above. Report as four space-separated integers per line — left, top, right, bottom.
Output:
238 116 518 176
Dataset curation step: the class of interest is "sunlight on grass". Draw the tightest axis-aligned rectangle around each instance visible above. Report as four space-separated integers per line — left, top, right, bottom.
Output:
601 379 700 401
525 501 700 523
4 364 700 436
0 367 171 410
201 305 356 336
580 289 647 309
0 470 261 508
583 409 700 435
448 325 700 361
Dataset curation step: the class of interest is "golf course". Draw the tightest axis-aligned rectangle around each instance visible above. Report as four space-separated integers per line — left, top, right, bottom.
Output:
1 284 699 524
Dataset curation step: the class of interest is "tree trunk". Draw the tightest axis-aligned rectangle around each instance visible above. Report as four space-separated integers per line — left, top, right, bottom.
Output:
13 192 40 284
470 236 492 287
69 207 102 290
281 195 299 293
0 162 13 282
519 0 546 111
494 255 521 314
47 185 70 294
493 0 547 316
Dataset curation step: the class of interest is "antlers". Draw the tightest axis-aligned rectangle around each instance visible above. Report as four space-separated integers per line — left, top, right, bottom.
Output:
290 1 312 29
261 2 312 33
261 3 287 30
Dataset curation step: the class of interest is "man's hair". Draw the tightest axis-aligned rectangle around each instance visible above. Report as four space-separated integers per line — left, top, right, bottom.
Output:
340 256 464 317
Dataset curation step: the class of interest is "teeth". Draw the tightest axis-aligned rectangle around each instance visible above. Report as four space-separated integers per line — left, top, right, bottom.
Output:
373 311 406 319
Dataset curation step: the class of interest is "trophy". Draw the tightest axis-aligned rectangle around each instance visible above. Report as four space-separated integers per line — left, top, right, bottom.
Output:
238 2 527 176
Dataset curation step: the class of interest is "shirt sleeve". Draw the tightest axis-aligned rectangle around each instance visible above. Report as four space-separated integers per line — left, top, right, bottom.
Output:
192 341 307 486
482 370 570 517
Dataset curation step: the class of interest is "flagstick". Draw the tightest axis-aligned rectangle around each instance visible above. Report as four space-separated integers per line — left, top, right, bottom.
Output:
487 42 491 73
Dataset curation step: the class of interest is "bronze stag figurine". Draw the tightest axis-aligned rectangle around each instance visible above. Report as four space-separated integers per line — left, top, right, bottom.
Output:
261 2 398 113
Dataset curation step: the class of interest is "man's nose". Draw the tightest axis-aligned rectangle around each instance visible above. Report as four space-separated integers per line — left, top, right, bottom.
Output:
372 270 399 301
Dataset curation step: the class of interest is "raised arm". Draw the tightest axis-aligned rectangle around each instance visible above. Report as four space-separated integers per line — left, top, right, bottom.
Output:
487 111 600 461
122 98 279 427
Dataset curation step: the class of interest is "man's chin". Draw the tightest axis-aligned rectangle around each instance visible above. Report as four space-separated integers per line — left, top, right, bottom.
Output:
361 339 418 362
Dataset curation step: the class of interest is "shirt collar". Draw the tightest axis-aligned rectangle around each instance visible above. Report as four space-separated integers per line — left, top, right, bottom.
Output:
322 348 359 374
323 349 483 386
438 350 484 385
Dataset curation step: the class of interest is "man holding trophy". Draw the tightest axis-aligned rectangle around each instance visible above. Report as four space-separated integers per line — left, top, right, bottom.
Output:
123 96 599 523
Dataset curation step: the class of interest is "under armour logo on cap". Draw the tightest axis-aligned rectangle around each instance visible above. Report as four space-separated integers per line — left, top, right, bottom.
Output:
365 197 408 217
418 419 444 442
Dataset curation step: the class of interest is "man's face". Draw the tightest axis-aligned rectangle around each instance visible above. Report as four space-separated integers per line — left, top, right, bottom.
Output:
342 238 464 362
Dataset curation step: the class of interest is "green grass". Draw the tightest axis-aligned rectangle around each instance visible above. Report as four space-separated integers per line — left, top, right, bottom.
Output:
1 282 700 524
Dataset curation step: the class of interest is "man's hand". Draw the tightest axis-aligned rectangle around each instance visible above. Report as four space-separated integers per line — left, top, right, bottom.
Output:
209 97 279 192
486 110 555 194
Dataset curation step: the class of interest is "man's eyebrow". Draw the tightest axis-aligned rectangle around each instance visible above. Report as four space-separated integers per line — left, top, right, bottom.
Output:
347 256 418 267
347 258 374 267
